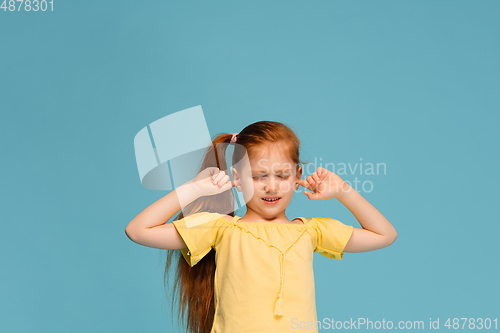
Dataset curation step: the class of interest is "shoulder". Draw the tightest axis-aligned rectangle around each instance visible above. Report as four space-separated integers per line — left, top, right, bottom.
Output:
309 217 353 233
293 217 312 224
184 212 233 223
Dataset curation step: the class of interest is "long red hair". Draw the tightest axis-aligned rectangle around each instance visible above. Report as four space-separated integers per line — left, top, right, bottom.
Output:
163 121 305 333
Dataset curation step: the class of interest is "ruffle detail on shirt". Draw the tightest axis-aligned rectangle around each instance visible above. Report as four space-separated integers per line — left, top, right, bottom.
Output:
230 216 309 316
172 212 226 267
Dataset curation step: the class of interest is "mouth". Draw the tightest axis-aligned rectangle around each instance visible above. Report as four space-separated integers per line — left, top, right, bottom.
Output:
262 197 281 204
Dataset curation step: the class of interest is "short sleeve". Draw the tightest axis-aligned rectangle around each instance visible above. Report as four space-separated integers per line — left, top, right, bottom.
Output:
312 217 354 260
172 212 224 267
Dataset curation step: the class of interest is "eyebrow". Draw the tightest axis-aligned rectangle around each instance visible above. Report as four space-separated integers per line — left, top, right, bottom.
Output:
252 169 293 174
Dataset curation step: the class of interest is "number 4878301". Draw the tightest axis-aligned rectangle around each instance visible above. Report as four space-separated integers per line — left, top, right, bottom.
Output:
1 0 54 11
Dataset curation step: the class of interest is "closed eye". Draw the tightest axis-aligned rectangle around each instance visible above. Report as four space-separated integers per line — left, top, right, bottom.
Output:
252 175 290 180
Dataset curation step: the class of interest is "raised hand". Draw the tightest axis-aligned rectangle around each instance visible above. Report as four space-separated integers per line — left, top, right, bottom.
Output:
296 167 350 200
188 167 237 197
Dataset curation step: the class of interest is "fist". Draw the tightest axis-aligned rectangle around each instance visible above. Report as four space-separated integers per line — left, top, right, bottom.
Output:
189 167 236 197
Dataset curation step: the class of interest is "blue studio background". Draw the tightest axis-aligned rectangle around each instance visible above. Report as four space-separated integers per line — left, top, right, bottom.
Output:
1 1 499 332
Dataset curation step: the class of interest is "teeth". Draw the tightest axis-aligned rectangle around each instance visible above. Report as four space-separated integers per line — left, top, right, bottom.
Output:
263 198 279 201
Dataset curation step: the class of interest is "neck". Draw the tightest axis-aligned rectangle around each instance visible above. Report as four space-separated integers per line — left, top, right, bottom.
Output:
241 207 291 223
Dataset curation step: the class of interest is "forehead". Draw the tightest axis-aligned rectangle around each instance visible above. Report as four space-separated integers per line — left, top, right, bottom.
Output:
248 145 295 172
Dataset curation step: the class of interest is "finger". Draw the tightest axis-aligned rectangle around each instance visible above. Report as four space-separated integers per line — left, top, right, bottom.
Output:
216 175 225 187
213 171 225 185
306 176 316 187
218 175 230 187
296 178 312 190
298 178 312 189
304 190 320 200
311 173 320 184
220 180 234 191
303 191 315 199
212 169 224 179
211 168 220 179
224 176 236 189
216 175 227 187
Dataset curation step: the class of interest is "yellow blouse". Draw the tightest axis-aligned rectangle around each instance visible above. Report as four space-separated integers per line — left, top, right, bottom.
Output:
172 212 354 333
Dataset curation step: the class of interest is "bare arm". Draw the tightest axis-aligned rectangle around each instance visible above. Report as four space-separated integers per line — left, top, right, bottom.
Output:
338 183 398 253
125 183 202 250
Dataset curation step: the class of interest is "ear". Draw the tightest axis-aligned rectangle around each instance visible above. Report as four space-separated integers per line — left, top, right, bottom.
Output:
294 166 303 190
232 169 242 192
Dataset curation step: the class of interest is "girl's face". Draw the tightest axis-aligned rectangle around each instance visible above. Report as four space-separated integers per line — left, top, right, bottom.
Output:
235 144 302 219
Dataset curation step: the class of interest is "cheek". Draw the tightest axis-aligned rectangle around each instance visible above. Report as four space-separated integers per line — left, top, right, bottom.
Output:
252 179 265 187
279 181 293 192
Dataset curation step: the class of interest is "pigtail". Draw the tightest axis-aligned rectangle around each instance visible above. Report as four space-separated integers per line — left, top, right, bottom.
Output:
163 133 235 333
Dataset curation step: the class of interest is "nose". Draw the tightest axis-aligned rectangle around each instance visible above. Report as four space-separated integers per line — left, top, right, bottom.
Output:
263 177 279 193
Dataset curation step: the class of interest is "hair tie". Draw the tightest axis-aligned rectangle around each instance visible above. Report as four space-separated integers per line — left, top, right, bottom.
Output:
230 133 239 144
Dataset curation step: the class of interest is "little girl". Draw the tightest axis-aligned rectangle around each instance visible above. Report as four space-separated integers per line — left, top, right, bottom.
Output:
126 121 397 333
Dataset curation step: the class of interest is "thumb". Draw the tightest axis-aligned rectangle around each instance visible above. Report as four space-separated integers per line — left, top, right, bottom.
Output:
210 167 220 178
304 191 320 200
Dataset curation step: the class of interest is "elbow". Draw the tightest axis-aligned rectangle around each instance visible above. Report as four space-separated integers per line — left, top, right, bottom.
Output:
380 228 397 248
125 226 137 241
388 231 397 245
